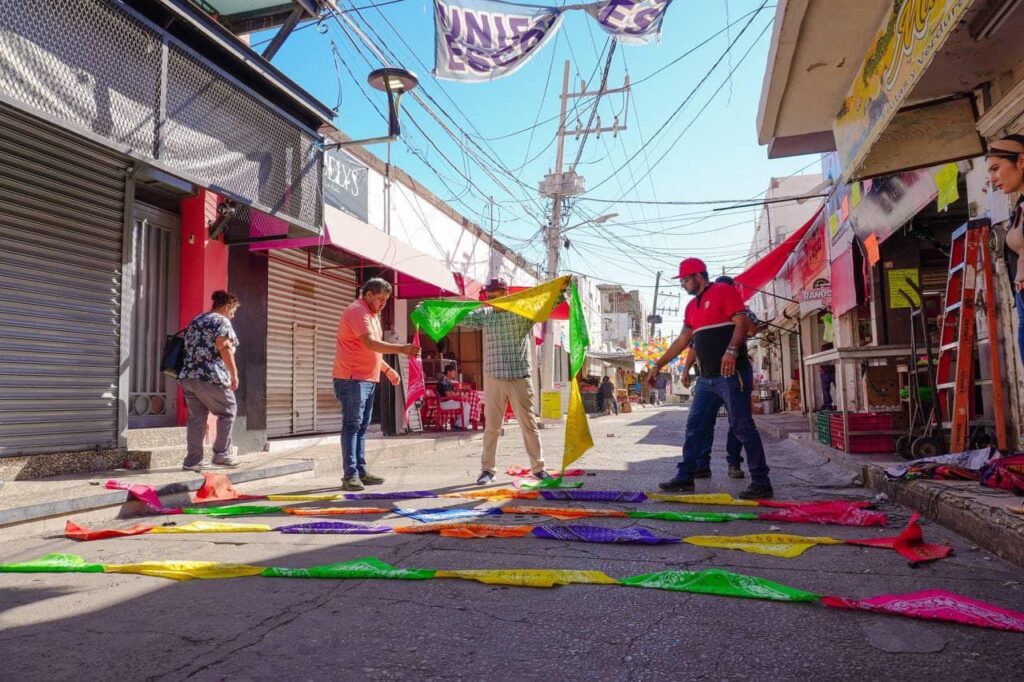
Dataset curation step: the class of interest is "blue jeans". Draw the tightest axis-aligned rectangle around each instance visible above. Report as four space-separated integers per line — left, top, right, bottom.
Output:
678 366 769 486
334 379 377 479
694 383 743 469
1016 290 1024 368
820 370 836 411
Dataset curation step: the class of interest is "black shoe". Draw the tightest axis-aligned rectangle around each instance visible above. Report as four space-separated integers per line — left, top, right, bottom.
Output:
693 466 712 479
658 478 695 493
341 477 365 491
533 470 552 480
738 483 773 500
476 471 494 485
360 473 385 486
728 465 746 479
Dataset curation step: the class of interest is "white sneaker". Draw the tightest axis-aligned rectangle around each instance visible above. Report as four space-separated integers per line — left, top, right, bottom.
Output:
211 452 240 467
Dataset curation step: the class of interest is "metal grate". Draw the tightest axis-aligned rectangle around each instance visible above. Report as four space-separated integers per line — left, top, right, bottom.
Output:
0 0 322 236
163 44 322 235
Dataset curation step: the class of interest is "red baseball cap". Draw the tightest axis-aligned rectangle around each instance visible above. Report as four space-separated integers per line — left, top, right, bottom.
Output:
671 258 707 280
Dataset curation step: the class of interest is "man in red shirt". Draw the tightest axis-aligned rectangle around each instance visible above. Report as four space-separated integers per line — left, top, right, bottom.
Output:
649 258 773 499
333 278 420 491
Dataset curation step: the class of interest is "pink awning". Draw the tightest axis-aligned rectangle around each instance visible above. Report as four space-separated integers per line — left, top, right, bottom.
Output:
250 204 461 298
735 206 824 302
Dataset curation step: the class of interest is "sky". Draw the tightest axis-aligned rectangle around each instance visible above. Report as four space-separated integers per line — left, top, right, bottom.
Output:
257 0 819 336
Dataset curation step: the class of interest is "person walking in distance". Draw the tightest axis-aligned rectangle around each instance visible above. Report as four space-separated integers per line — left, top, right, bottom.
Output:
179 290 242 472
333 278 421 491
649 259 773 499
457 278 551 485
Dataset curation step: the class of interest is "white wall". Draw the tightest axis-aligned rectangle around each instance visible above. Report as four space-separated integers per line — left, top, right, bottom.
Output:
365 169 538 288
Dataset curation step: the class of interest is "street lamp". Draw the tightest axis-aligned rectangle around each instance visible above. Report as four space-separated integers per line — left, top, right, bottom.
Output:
562 213 619 233
327 67 419 150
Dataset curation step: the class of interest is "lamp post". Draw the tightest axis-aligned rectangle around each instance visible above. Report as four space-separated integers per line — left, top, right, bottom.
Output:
326 67 419 150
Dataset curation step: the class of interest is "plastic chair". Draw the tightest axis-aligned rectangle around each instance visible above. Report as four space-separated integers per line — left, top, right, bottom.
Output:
420 389 439 430
434 390 466 431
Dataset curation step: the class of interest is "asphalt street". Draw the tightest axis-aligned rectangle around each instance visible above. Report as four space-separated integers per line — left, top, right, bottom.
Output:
1 405 1022 681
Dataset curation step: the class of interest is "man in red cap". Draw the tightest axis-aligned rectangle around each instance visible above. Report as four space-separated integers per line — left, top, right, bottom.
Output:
648 258 773 499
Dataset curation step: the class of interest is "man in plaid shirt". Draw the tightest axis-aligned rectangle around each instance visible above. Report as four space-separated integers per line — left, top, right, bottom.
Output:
458 278 548 484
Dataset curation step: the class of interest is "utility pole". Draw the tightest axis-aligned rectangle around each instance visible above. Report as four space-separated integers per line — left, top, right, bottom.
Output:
545 60 572 282
649 271 662 338
538 60 630 396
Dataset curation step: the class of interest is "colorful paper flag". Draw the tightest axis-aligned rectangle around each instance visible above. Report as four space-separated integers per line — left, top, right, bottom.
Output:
282 507 390 516
561 378 595 473
436 524 536 538
104 561 266 581
404 331 426 424
540 490 647 503
627 510 759 523
105 479 181 515
757 504 887 527
486 275 570 322
65 520 155 542
518 475 585 489
182 505 284 517
684 533 844 558
646 493 759 506
822 590 1024 633
261 557 435 580
845 513 952 564
531 525 680 544
435 568 618 587
149 521 272 533
276 521 394 534
620 568 822 602
0 553 105 573
393 507 502 523
502 506 629 520
191 472 266 503
568 280 589 377
410 300 482 342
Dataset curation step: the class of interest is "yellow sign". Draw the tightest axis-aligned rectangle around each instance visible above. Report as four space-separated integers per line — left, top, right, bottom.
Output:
833 0 972 181
888 268 920 309
934 162 960 212
541 390 562 419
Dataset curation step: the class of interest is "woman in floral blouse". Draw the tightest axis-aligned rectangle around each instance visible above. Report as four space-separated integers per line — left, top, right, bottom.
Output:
178 290 241 471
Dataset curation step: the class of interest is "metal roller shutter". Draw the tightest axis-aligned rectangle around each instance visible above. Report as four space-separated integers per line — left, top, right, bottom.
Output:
267 250 357 437
0 104 129 455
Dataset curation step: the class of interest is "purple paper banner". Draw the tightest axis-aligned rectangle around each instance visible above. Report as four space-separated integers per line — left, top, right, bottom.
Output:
277 521 393 535
540 490 648 503
531 524 679 544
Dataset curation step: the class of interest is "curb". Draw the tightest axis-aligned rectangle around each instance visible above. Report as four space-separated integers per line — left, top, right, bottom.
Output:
789 433 1024 569
0 461 314 530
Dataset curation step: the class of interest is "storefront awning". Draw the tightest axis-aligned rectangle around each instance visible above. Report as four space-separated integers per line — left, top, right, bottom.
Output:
250 204 461 298
735 207 823 303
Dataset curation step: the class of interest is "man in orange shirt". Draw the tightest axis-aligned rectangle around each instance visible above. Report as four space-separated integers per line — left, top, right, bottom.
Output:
333 278 420 491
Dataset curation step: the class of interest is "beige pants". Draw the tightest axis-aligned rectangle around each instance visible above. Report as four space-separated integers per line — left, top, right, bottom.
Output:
481 376 544 474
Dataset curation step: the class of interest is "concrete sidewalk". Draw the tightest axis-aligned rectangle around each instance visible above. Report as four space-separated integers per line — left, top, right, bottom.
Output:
754 412 1024 569
0 428 488 535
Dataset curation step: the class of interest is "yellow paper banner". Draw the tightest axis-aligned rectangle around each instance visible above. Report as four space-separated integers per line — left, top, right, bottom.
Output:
934 162 959 212
435 569 619 588
684 534 843 558
444 489 540 500
486 275 570 322
647 493 760 507
561 378 594 472
149 521 272 534
104 561 266 581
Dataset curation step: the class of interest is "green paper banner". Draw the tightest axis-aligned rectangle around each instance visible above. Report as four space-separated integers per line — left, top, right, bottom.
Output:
188 505 285 517
410 300 482 342
627 511 760 523
519 476 586 489
568 281 589 377
620 568 822 602
0 553 105 573
261 557 435 580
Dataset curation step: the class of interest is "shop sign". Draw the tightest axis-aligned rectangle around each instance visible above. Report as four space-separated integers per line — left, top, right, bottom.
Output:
833 0 973 182
324 148 369 222
800 277 832 315
848 167 938 244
